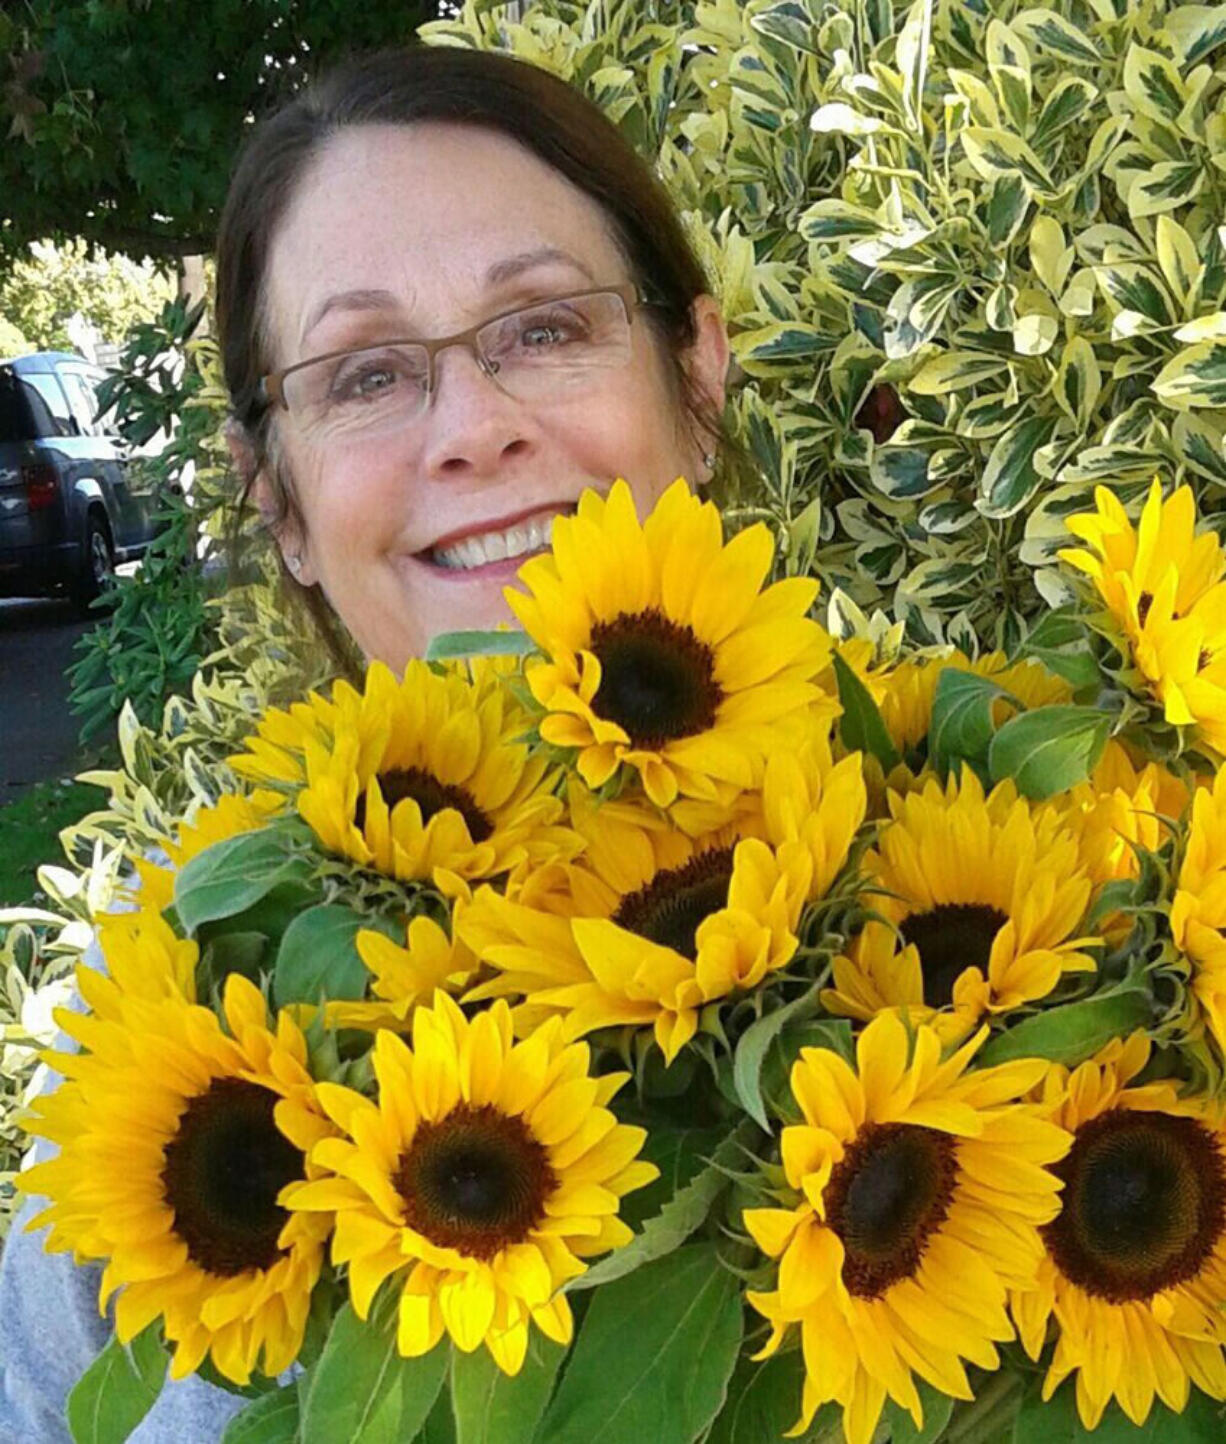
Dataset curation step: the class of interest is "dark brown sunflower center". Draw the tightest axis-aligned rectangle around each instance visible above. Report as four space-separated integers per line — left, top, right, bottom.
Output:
900 903 1009 1009
1044 1108 1226 1303
612 847 736 960
589 607 724 748
354 765 492 841
824 1122 958 1299
393 1103 558 1261
161 1078 304 1277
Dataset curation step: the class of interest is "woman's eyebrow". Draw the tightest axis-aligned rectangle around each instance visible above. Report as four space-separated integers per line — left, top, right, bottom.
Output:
300 248 597 347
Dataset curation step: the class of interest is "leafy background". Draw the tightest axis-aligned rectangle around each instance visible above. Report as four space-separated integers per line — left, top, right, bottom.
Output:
3 5 1226 1440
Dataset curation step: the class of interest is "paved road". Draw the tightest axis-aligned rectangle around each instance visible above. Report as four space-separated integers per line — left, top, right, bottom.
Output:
0 598 95 800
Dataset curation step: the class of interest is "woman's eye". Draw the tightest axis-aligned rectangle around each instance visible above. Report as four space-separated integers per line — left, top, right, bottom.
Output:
330 351 425 404
511 310 586 351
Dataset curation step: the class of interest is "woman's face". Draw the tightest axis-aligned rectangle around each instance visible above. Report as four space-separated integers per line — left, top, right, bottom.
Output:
260 121 729 672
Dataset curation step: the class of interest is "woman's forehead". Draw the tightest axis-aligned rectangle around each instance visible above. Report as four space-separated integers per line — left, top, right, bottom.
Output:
264 122 625 354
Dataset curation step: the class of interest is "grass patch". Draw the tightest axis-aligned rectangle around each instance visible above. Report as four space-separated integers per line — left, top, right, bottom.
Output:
0 778 106 907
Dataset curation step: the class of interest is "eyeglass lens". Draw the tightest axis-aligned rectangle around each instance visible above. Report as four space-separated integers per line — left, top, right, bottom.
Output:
284 291 633 440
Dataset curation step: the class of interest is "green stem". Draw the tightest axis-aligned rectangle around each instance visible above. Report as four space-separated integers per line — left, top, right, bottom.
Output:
942 1372 1025 1444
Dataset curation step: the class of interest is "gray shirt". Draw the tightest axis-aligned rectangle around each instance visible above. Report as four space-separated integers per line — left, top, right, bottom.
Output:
0 935 248 1443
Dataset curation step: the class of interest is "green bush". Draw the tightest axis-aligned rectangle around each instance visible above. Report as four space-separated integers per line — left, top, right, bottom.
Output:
67 297 231 742
422 0 1226 652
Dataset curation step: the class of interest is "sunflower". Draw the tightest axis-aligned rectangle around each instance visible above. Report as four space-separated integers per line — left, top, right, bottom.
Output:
823 769 1099 1042
1171 768 1226 1056
237 660 574 888
505 478 835 808
744 1011 1070 1444
1140 590 1226 758
1012 1033 1226 1429
1058 479 1226 752
19 965 334 1385
1059 479 1225 650
460 733 865 1061
228 676 366 788
282 993 656 1375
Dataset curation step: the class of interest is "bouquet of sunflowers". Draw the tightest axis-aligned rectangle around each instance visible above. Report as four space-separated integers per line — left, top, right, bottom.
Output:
19 478 1226 1443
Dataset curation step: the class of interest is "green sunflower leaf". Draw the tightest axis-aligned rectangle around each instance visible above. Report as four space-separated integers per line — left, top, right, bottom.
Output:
538 1243 743 1444
174 827 312 936
1012 1375 1226 1441
831 652 902 774
67 1324 167 1444
706 1350 810 1444
885 1377 958 1442
272 903 374 1008
449 1335 565 1444
220 1384 301 1444
977 988 1153 1068
987 704 1111 799
733 985 825 1129
929 669 1016 779
299 1300 448 1444
567 1122 753 1292
424 629 537 662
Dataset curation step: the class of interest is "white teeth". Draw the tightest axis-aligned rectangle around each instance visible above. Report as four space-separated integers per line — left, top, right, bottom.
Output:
433 512 559 571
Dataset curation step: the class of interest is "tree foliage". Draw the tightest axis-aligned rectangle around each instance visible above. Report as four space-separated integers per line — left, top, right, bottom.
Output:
0 0 441 262
0 238 174 351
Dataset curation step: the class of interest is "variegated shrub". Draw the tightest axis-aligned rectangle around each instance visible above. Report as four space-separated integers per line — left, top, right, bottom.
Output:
422 0 1226 652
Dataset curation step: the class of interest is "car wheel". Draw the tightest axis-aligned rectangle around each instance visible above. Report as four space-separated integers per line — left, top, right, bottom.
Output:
71 515 115 615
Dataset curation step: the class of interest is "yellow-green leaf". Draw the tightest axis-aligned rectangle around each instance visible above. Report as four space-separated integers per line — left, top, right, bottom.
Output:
947 68 1001 126
1030 77 1098 153
808 101 889 136
1013 312 1059 355
986 174 1032 248
986 20 1031 131
1166 4 1226 66
908 351 1010 394
1174 313 1226 342
1054 336 1101 427
1123 44 1189 124
961 127 1054 193
1154 341 1226 409
1011 8 1100 65
1128 160 1205 220
977 411 1059 517
1156 214 1205 310
1029 215 1073 295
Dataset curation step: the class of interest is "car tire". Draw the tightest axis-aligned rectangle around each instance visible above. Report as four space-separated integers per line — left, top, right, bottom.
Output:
71 514 115 615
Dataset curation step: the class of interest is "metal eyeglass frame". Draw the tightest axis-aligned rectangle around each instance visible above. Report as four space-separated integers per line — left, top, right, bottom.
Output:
259 281 656 413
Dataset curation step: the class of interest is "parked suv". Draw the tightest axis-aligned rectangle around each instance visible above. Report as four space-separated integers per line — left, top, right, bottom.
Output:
0 351 162 611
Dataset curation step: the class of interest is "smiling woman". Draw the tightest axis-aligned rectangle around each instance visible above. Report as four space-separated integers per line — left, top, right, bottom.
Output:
0 43 739 1444
216 45 736 672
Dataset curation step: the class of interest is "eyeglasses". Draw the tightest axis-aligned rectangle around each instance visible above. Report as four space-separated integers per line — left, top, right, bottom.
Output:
260 282 653 443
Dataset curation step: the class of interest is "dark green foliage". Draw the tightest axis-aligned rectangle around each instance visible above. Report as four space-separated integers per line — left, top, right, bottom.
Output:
0 1 441 262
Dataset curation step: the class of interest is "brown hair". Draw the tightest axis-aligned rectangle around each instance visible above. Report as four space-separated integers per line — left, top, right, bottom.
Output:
216 44 749 669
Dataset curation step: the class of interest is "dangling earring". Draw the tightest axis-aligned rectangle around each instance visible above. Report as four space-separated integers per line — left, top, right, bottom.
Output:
286 554 303 577
702 451 716 477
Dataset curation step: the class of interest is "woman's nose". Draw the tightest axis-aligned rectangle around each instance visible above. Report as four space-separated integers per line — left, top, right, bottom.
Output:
419 341 532 479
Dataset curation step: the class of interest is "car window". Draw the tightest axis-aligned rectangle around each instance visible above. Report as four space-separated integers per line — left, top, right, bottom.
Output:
59 368 103 437
8 372 78 438
0 370 38 440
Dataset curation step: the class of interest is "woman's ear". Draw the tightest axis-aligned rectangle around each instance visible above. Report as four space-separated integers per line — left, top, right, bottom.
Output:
225 419 318 585
685 293 731 424
680 295 731 482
